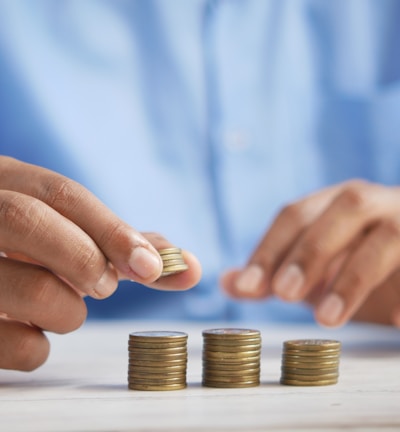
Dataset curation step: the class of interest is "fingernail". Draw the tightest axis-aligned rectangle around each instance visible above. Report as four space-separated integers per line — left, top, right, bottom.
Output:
317 293 344 326
273 264 304 300
129 247 162 280
95 263 118 298
235 264 264 294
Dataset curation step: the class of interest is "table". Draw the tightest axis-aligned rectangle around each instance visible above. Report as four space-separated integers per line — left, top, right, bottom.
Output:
1 320 400 432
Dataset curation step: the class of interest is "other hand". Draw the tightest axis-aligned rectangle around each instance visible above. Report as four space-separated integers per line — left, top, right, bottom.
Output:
222 180 400 328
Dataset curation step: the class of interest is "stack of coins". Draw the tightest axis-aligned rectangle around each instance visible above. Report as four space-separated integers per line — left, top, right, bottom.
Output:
158 248 189 277
280 339 341 386
202 328 262 388
128 331 188 391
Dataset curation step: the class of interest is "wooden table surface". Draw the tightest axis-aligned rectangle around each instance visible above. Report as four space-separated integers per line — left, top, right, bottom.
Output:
1 320 400 432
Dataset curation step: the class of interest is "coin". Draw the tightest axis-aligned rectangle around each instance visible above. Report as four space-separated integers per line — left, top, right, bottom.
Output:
203 338 262 347
203 328 261 339
284 339 341 350
202 380 260 388
129 348 187 356
129 365 185 373
158 247 182 256
128 383 187 391
203 343 261 352
280 377 338 386
203 349 261 359
129 359 187 367
202 361 260 371
129 331 187 341
282 360 339 369
202 327 262 389
128 330 188 391
280 338 341 387
281 366 339 375
158 248 189 277
161 264 189 276
281 372 339 381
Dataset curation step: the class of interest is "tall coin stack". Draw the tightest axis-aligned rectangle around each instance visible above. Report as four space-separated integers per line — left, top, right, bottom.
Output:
280 339 341 386
128 331 188 391
202 328 262 388
158 248 189 277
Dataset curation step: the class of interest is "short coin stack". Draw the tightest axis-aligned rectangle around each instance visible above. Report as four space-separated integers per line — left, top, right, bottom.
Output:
158 247 189 277
202 328 262 388
280 339 341 386
128 331 188 391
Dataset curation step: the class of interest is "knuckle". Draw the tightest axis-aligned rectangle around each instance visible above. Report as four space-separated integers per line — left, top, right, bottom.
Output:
0 193 44 238
337 181 371 211
29 269 58 307
68 241 107 291
279 202 307 225
380 218 400 239
341 269 366 296
29 269 87 333
98 220 140 252
43 177 83 211
72 243 101 274
14 331 49 371
297 238 326 264
56 300 87 334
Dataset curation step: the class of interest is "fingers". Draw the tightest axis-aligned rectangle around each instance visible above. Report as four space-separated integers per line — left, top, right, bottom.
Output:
271 181 383 303
0 157 163 286
315 217 400 326
0 189 118 299
222 184 341 298
223 180 400 328
0 318 50 371
120 233 202 291
0 258 87 333
351 269 400 326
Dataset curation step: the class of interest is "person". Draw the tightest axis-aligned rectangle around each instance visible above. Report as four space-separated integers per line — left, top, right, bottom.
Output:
1 0 400 372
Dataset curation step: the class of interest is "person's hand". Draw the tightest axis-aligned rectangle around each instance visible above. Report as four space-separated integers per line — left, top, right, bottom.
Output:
0 156 201 371
221 180 400 328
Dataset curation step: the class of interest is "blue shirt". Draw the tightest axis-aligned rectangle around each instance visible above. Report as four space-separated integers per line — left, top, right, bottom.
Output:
0 0 400 321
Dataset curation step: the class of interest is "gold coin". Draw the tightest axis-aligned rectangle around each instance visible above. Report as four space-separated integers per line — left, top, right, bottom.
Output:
202 380 260 388
202 355 260 364
203 343 261 353
128 364 186 373
282 362 339 370
158 247 182 255
161 264 189 277
283 339 341 351
282 350 340 361
129 331 187 341
129 359 187 367
128 370 186 378
280 377 338 386
128 383 186 391
203 349 261 359
128 340 187 347
281 367 339 376
281 372 339 381
282 353 340 361
284 339 341 349
203 338 262 347
128 346 187 354
202 361 260 371
203 372 260 382
128 375 186 384
203 367 260 376
203 328 261 339
129 352 187 360
160 258 185 266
